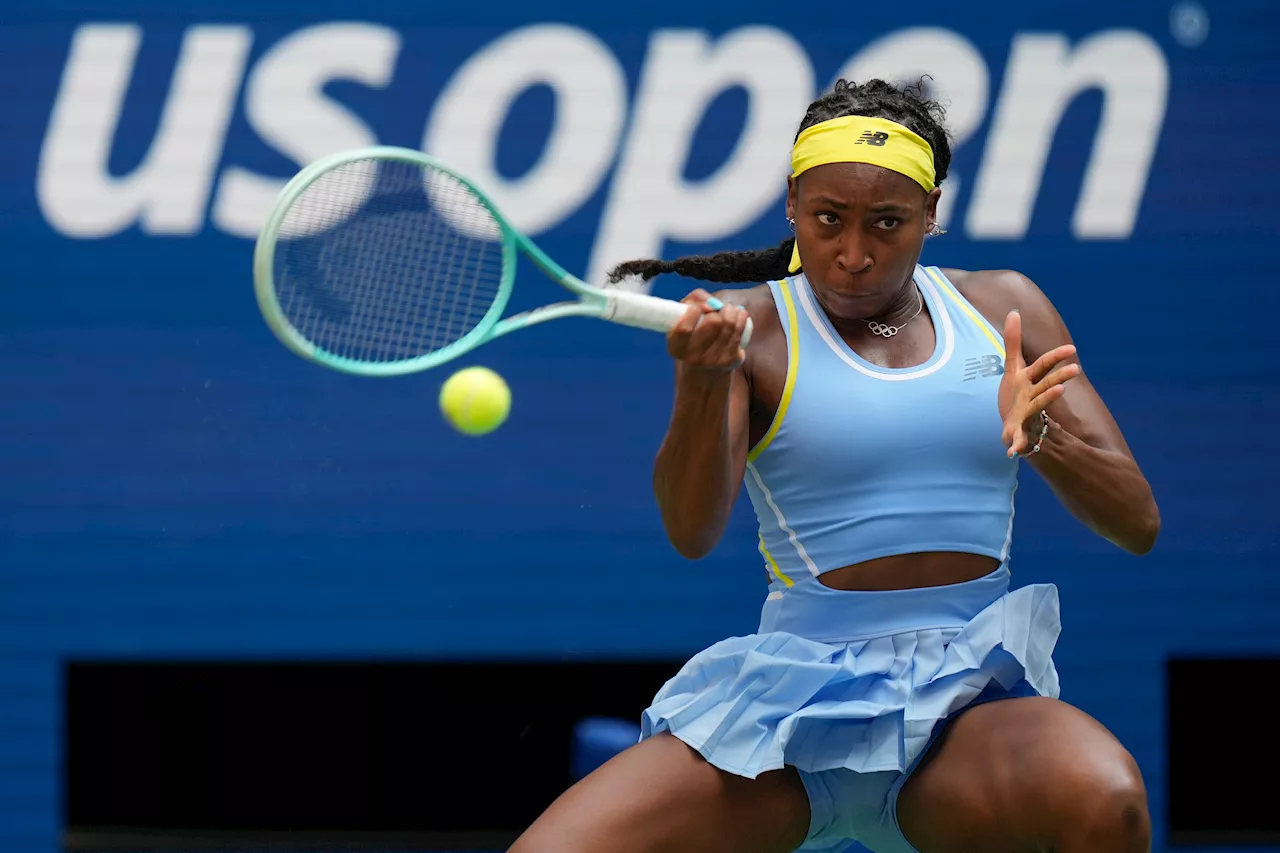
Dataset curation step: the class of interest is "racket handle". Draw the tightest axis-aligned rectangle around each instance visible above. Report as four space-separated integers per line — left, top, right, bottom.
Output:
603 290 754 349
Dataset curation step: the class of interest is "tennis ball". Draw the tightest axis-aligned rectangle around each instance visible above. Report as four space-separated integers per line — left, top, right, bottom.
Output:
439 366 511 436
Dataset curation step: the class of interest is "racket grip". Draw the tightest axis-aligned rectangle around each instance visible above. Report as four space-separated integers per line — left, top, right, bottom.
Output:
603 290 754 349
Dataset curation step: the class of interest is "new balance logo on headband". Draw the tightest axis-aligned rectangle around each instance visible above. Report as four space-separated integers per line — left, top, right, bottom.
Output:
964 355 1004 380
855 131 889 146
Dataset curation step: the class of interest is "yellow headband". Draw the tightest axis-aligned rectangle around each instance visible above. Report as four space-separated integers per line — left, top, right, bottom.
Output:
788 115 936 273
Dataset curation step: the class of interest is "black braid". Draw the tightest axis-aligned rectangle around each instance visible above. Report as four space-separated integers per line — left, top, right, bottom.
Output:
605 77 952 286
607 239 796 285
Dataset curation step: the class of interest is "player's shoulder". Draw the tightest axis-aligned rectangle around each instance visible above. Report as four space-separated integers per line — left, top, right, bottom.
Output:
711 281 774 305
939 267 1074 356
938 267 1051 319
710 282 778 319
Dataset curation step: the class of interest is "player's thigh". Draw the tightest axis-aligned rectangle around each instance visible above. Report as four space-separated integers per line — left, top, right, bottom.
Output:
508 731 811 853
896 696 1149 853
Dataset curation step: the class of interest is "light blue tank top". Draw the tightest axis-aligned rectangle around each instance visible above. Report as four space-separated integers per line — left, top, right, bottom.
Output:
743 265 1019 590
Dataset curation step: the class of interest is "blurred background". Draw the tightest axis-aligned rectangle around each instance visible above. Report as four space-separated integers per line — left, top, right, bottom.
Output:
2 0 1278 852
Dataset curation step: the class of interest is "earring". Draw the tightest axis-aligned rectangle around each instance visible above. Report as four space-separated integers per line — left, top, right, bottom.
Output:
926 223 947 237
787 217 796 233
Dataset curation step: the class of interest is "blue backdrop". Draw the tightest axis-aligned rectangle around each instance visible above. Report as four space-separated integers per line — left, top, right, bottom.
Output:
2 0 1278 850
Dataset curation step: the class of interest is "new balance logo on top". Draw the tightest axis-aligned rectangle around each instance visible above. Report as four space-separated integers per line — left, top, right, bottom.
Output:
964 355 1004 380
855 130 889 146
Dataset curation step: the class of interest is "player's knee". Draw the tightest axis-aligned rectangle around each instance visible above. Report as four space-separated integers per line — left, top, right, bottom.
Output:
1062 750 1150 853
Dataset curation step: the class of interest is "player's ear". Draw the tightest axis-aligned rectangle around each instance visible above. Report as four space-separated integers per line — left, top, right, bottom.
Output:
785 176 797 222
924 187 942 233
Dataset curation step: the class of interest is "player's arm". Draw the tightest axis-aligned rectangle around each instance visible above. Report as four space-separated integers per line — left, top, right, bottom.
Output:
653 289 753 560
952 269 1161 555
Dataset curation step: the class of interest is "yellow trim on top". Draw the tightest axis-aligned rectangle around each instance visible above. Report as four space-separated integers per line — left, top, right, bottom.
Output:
746 279 800 463
759 536 794 587
925 267 1005 357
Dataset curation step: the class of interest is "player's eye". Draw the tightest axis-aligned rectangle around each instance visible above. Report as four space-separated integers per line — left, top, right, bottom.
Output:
873 218 902 231
817 213 840 226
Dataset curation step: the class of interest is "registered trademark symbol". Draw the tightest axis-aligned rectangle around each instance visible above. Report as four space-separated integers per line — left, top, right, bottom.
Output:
1170 1 1209 47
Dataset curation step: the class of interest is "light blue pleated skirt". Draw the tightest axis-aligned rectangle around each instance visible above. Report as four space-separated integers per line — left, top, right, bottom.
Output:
640 566 1061 781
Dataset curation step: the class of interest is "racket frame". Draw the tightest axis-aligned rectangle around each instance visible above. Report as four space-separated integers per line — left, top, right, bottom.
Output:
254 146 747 377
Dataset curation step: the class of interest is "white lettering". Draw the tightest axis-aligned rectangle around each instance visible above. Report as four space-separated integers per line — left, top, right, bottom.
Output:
212 23 401 239
966 30 1169 239
833 28 989 229
423 24 627 237
587 26 813 289
37 24 251 238
35 22 1173 248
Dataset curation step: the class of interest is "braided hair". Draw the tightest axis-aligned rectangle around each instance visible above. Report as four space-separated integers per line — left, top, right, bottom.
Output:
605 78 952 285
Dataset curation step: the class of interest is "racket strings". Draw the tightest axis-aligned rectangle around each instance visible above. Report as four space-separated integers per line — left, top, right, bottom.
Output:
273 158 506 363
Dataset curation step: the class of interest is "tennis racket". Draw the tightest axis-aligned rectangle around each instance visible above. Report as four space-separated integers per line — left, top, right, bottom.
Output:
252 145 753 376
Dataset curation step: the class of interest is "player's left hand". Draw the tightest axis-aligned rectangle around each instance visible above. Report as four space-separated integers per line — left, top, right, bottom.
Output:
998 309 1080 458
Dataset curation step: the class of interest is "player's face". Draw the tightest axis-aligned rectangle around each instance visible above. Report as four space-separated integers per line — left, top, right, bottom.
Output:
786 163 941 321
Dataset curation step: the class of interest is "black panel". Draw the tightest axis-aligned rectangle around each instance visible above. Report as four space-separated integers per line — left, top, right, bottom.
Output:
1167 656 1280 846
63 660 682 850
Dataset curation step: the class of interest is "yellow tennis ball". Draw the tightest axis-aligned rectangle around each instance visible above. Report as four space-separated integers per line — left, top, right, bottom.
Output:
439 366 511 436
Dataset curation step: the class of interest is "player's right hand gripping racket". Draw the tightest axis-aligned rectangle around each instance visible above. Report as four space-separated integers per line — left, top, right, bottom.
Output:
252 146 753 376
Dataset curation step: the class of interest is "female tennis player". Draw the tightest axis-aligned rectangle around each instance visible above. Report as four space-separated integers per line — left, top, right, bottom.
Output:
509 78 1160 853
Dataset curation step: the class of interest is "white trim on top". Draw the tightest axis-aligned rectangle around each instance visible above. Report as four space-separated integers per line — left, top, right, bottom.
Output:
746 460 820 577
795 269 955 381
